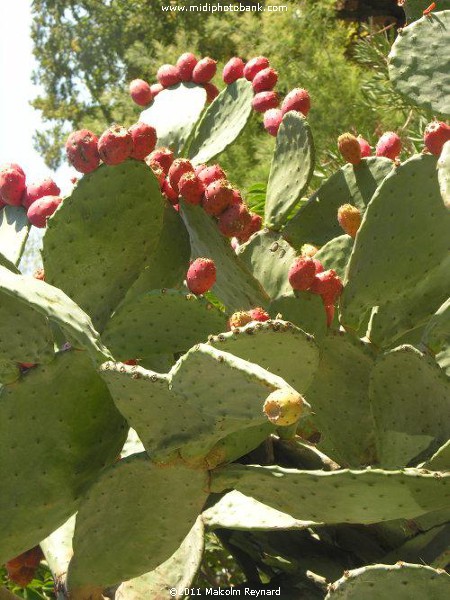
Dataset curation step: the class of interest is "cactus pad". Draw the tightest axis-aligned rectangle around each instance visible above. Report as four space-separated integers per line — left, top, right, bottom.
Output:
326 563 450 599
0 351 126 564
388 11 450 116
438 140 450 209
210 464 450 525
43 161 164 331
283 157 392 250
269 293 327 339
103 289 225 359
369 345 450 468
140 83 206 155
188 79 253 165
264 112 315 229
0 206 29 266
314 235 354 281
341 154 450 347
67 453 209 589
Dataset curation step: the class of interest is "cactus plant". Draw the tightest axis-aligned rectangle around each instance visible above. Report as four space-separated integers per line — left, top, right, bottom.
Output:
0 35 448 599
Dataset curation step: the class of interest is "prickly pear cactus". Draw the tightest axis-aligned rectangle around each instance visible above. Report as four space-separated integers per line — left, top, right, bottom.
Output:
0 34 448 600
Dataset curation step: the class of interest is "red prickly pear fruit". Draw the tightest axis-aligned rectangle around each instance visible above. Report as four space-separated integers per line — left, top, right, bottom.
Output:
312 259 324 274
147 147 174 174
33 268 45 280
21 178 60 210
150 83 164 97
98 125 133 165
357 136 372 158
8 163 25 178
243 56 270 81
281 88 311 116
230 188 243 205
337 204 362 238
248 307 270 322
129 79 153 106
202 179 234 216
161 178 179 204
204 82 219 104
375 131 402 160
288 257 317 291
223 57 245 84
238 212 263 243
217 203 252 237
252 67 278 93
263 109 283 137
252 91 279 113
176 52 198 81
337 133 362 165
27 195 62 228
0 164 26 206
424 121 450 156
263 389 305 426
228 311 253 329
310 269 343 305
301 243 319 258
65 129 100 174
128 122 157 160
157 64 181 88
147 160 166 187
168 158 195 194
186 257 216 294
178 172 205 205
194 163 207 176
197 164 226 186
192 57 217 84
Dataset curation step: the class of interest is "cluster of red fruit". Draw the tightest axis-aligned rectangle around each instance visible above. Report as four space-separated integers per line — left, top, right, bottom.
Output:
222 55 311 137
65 122 158 174
288 256 343 327
146 151 262 243
129 53 219 107
5 546 44 588
0 163 62 228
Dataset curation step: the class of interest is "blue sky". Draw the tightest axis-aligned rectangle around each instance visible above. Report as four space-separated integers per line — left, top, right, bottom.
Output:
0 0 73 193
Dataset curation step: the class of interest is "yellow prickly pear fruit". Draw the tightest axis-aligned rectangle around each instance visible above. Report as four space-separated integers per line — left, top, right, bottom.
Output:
263 389 306 426
338 132 362 165
227 311 252 330
301 243 319 258
337 203 362 238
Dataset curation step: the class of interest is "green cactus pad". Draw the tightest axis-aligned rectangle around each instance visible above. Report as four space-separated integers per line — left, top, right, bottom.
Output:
438 140 450 209
424 440 450 471
180 201 269 311
208 320 319 395
43 161 164 332
67 453 209 589
341 154 450 347
305 331 377 467
382 523 450 568
115 518 204 600
0 351 126 564
237 230 297 300
123 204 191 301
326 563 450 599
188 79 253 165
103 289 225 359
0 267 54 363
421 297 449 355
269 292 327 339
210 464 450 525
283 158 393 250
99 362 212 464
314 235 354 281
140 83 206 156
388 11 450 115
0 359 20 385
0 206 29 266
403 1 450 22
0 266 111 364
265 112 315 230
0 250 19 273
203 490 314 531
369 345 450 468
